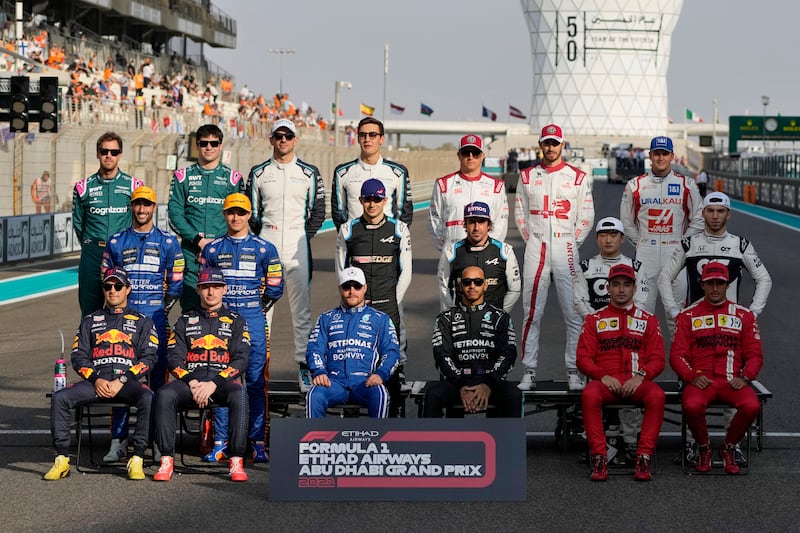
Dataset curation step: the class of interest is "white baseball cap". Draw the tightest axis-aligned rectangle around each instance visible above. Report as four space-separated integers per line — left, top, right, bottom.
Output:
338 266 366 287
595 216 624 234
703 191 731 209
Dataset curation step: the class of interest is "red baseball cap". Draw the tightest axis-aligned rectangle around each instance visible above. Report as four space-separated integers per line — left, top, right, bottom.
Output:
701 262 729 282
608 264 636 281
459 134 483 152
540 124 564 143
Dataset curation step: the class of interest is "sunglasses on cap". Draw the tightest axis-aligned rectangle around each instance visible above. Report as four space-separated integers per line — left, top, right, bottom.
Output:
99 148 122 156
459 148 482 158
272 132 295 141
340 281 364 291
103 282 125 292
358 131 381 139
459 277 485 287
197 140 221 148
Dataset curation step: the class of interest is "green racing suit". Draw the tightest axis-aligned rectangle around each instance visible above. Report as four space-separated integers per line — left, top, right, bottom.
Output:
168 162 245 311
72 170 143 315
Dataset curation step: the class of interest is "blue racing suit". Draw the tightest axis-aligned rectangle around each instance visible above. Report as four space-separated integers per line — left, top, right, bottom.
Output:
103 226 185 389
201 233 283 443
305 304 400 418
101 226 184 439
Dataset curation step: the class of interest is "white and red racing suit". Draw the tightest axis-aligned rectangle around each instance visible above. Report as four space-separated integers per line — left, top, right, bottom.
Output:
428 172 508 251
515 161 594 374
620 170 703 324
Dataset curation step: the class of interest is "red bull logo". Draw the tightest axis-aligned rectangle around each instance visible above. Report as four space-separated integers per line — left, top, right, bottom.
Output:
96 329 133 344
190 334 229 351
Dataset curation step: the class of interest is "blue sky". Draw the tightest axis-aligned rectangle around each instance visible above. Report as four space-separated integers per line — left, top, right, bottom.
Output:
205 1 799 128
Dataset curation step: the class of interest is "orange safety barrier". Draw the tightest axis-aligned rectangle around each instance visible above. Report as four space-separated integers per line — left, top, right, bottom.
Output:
743 184 757 204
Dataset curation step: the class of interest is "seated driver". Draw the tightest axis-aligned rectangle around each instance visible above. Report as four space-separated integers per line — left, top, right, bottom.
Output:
305 267 400 418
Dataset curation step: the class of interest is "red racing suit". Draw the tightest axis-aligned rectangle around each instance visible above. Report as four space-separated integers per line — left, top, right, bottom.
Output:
514 161 594 374
670 298 763 446
620 170 703 320
576 303 666 456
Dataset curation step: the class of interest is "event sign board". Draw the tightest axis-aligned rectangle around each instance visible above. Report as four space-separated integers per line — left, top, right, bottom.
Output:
270 418 526 501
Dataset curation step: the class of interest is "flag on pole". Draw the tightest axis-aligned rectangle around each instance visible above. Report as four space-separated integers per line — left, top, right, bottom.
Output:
685 108 703 123
390 102 405 114
420 103 434 116
509 105 527 120
482 106 497 122
331 102 343 117
360 103 375 116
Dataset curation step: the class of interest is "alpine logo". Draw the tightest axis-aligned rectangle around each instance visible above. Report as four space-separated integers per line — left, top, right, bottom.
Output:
379 236 395 244
485 258 499 266
647 208 674 234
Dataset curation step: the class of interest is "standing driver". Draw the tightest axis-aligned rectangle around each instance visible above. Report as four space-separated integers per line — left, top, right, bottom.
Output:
424 265 521 418
670 262 763 475
577 264 665 482
305 267 400 418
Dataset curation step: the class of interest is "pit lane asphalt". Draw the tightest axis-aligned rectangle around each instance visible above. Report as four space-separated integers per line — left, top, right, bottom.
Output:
1 181 798 532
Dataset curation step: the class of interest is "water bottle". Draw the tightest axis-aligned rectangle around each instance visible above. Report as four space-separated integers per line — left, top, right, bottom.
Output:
54 358 67 392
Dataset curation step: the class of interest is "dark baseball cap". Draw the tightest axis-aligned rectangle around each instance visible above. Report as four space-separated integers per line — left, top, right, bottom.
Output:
197 266 226 286
103 266 130 286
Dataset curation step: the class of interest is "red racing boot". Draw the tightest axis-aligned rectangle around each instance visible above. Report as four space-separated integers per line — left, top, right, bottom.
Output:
590 454 608 481
695 444 712 473
720 443 741 475
634 454 652 481
229 457 248 482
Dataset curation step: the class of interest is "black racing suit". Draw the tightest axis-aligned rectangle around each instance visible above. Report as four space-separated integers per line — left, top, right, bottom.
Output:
50 306 158 456
424 302 521 417
155 305 250 457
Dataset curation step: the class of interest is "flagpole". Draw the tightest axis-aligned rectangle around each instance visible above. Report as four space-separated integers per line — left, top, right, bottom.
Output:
712 97 717 152
382 44 388 121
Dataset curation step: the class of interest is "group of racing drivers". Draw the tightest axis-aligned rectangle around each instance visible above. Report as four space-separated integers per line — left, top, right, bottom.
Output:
45 119 769 482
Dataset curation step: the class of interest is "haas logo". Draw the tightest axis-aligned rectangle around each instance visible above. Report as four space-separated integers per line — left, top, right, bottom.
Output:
647 209 674 234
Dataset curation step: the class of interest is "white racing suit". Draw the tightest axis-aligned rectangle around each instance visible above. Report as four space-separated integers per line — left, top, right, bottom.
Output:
247 156 326 364
428 172 508 252
515 161 594 374
573 253 649 318
657 230 771 320
620 170 703 332
331 156 413 230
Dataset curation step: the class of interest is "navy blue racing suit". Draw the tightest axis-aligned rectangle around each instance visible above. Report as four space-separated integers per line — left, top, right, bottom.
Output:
305 304 400 418
201 233 283 443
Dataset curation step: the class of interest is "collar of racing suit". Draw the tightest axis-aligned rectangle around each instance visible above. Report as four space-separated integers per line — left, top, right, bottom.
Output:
339 303 368 314
103 304 130 315
358 156 384 170
456 301 489 313
363 216 387 230
272 155 298 169
198 305 225 318
538 160 567 173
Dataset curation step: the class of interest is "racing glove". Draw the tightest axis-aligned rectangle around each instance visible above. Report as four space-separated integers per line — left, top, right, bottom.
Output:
164 295 178 313
261 295 276 313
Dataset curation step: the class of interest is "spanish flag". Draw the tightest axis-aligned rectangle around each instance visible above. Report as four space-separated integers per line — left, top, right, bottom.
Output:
360 103 375 116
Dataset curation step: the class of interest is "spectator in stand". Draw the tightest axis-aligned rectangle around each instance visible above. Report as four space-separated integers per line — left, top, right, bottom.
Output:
220 76 233 102
141 57 153 88
31 170 53 214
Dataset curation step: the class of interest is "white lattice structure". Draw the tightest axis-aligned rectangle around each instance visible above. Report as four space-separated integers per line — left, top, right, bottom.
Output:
520 0 683 136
